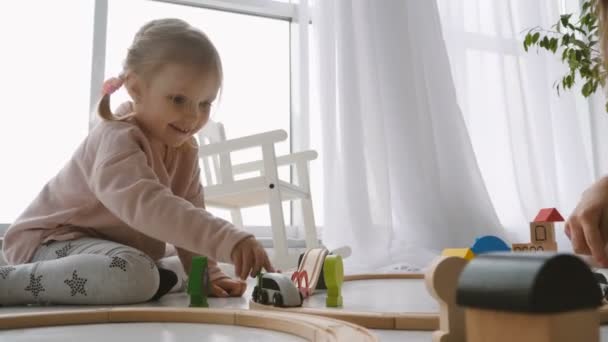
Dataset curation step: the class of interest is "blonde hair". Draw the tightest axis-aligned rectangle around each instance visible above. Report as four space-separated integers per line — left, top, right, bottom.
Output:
97 18 223 121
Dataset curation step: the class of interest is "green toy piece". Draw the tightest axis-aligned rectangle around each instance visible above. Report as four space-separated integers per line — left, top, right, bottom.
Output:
323 255 344 307
187 256 209 308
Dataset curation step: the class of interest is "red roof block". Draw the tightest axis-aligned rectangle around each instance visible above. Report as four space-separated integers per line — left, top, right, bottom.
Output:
533 208 564 222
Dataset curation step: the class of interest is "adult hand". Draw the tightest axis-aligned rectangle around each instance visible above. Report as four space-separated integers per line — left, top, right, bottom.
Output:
566 176 608 267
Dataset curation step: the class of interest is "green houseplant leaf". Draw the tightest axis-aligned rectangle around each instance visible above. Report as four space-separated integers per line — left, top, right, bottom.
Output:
523 0 608 111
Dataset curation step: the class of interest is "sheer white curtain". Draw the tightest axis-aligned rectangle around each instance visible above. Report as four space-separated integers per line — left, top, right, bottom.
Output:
310 0 505 271
437 0 608 249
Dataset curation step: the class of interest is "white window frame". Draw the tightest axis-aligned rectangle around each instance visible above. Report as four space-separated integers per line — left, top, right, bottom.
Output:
0 0 312 242
82 0 312 245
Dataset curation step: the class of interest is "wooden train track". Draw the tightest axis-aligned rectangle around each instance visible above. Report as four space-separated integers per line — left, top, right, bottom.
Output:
250 272 439 330
0 307 377 341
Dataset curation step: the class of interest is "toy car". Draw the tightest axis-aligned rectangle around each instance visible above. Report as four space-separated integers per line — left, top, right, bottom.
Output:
252 272 303 307
594 272 608 301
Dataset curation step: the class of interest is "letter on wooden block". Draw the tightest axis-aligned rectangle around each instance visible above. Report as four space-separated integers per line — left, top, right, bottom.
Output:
529 222 555 244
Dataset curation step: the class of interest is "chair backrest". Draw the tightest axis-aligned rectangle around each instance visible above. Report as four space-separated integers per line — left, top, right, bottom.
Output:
198 120 234 186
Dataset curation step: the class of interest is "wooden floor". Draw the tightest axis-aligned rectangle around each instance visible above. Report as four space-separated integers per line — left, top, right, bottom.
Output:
2 273 608 341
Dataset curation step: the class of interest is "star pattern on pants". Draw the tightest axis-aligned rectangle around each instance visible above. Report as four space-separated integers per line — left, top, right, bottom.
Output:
55 242 73 259
24 273 45 298
109 256 128 272
0 266 16 280
64 270 87 296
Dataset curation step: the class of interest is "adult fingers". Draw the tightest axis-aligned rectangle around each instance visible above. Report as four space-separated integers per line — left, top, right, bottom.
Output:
240 249 252 280
263 253 275 273
251 249 264 278
569 218 591 255
580 215 608 266
233 249 242 279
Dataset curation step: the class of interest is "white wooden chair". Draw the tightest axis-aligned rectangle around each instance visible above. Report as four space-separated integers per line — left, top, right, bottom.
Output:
197 121 319 269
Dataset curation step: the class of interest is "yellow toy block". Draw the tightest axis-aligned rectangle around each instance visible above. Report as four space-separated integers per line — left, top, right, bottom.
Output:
442 248 475 260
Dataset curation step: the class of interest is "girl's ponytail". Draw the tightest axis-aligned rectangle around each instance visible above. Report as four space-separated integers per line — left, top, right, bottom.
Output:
96 76 125 121
97 93 115 121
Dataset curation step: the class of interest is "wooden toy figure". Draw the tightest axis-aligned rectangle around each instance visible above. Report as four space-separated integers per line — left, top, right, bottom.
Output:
425 256 468 342
456 253 602 342
324 254 344 307
187 256 209 308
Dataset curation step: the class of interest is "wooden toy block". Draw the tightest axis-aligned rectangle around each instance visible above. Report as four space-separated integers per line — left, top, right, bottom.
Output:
441 248 474 260
456 253 602 342
465 308 597 342
529 222 556 244
296 247 329 292
470 235 510 254
187 256 208 308
425 256 468 342
512 242 557 252
324 254 344 307
529 208 563 244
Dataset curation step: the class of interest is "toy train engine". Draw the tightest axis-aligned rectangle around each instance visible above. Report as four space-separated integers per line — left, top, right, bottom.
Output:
252 272 303 307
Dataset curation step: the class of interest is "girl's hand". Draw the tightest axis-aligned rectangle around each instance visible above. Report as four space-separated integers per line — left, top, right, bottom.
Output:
231 237 275 280
210 277 247 297
566 176 608 267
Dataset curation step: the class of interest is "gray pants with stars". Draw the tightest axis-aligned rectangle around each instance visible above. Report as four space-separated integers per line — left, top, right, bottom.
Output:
0 238 178 306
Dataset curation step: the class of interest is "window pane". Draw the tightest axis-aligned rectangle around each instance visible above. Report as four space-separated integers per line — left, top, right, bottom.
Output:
0 1 94 223
106 1 290 226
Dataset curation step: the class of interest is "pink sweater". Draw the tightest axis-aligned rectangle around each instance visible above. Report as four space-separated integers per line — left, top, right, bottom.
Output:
2 117 252 281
